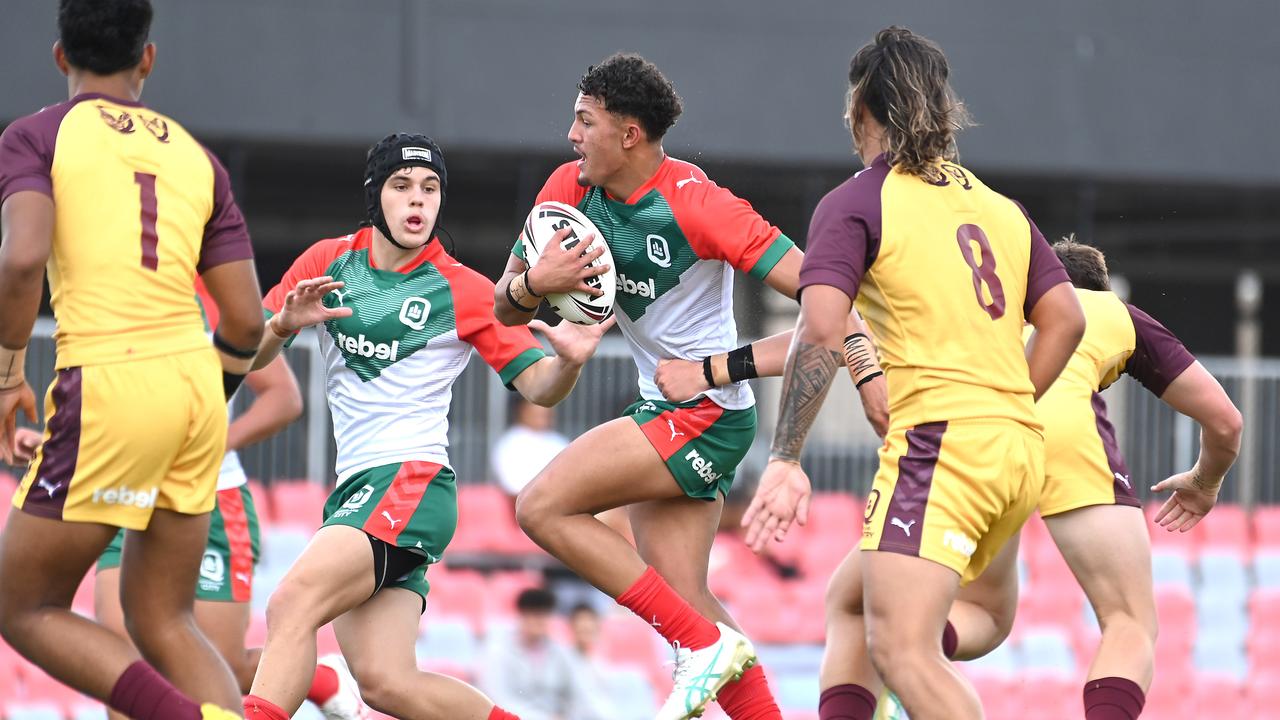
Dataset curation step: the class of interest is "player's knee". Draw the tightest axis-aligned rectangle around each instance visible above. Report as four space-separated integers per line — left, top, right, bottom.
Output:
125 611 197 659
514 481 553 538
866 621 937 679
347 662 398 714
824 574 862 620
1098 608 1158 649
264 578 325 632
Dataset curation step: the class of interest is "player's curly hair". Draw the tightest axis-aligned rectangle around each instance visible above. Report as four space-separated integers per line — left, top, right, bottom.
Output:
1053 234 1111 291
847 27 972 180
58 0 152 76
578 53 683 141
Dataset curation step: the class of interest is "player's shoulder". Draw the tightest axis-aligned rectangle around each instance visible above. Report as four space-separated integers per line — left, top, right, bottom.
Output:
538 161 589 204
298 231 361 268
1077 289 1133 337
816 155 892 222
0 98 80 148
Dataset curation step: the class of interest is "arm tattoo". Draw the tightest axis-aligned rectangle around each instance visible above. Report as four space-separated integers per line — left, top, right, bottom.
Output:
1191 467 1222 493
770 340 842 463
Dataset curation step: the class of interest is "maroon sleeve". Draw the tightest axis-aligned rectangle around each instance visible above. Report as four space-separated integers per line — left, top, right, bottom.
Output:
1123 304 1196 396
797 159 889 302
1014 201 1071 316
198 147 254 273
0 103 75 203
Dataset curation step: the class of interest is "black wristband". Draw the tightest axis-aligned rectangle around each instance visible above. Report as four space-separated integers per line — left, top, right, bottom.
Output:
223 370 247 400
702 357 715 387
505 278 538 312
212 331 257 360
523 269 542 297
726 344 758 383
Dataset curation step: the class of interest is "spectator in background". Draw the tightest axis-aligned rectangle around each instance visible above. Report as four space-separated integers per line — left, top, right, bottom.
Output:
565 603 626 720
480 587 592 720
491 398 570 499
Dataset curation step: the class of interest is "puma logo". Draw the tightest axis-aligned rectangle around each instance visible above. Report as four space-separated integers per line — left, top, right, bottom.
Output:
675 172 703 189
1114 472 1132 490
37 478 62 498
234 572 251 585
382 511 402 529
330 287 350 305
890 517 916 537
667 419 686 442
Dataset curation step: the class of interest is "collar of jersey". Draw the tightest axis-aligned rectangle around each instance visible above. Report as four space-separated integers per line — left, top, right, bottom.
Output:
71 92 145 108
352 226 443 275
601 155 675 206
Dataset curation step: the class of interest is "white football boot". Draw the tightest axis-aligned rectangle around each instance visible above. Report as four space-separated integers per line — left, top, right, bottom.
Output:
655 622 757 720
316 654 370 720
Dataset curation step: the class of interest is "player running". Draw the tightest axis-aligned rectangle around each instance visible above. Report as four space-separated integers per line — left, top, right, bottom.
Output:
882 238 1242 720
240 133 610 720
741 27 1086 720
0 1 262 717
494 53 883 720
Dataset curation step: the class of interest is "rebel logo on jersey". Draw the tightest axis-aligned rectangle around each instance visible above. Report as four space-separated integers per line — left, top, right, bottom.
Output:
318 251 455 382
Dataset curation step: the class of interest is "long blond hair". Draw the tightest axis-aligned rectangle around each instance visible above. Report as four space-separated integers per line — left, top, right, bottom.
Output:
847 27 972 179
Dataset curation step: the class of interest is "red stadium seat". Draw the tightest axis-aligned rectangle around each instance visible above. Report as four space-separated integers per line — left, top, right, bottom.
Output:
270 480 328 529
731 581 796 645
1146 503 1198 555
246 479 273 526
423 570 489 631
803 493 863 545
1253 506 1280 550
16 659 91 708
967 676 1021 720
708 532 780 604
1193 675 1246 716
481 570 544 620
451 484 519 554
598 614 663 672
1196 504 1250 555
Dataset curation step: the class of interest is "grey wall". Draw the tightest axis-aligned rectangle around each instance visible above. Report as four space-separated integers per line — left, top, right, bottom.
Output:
3 0 1278 184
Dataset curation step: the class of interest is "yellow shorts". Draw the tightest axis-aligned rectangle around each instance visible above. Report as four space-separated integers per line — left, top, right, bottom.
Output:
861 419 1044 584
13 349 227 529
1037 393 1140 517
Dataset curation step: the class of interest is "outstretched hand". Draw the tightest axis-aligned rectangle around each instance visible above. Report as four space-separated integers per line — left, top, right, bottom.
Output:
530 315 616 367
742 459 812 554
1152 467 1220 532
274 276 353 334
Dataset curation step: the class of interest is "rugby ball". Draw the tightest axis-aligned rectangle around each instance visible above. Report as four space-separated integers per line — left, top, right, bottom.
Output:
520 201 616 325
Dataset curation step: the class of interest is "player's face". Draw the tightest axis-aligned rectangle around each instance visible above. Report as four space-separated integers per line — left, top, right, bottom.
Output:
568 93 625 187
380 166 442 248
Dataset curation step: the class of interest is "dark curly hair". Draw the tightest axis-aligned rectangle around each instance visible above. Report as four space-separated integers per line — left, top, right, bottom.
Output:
58 0 153 75
848 26 972 179
578 53 683 141
1052 234 1110 291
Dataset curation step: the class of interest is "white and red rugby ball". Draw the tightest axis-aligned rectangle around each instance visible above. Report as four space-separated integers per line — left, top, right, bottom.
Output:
521 201 616 325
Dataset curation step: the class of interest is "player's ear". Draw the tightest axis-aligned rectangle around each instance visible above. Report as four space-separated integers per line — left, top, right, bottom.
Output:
620 120 645 151
52 41 70 77
137 43 157 79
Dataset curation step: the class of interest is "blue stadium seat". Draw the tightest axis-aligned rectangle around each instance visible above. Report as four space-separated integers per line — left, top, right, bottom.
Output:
415 617 478 666
1193 634 1248 680
603 667 658 720
1254 551 1280 588
1016 628 1076 676
1151 550 1194 589
259 527 311 573
72 706 108 720
3 705 64 720
755 644 823 676
774 669 817 712
960 638 1018 677
1199 552 1250 596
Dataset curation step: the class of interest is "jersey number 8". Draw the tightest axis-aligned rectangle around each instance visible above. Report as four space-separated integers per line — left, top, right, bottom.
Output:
955 224 1005 320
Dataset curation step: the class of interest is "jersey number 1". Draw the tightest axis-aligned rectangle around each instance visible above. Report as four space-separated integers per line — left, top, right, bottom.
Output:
134 172 159 271
955 224 1005 319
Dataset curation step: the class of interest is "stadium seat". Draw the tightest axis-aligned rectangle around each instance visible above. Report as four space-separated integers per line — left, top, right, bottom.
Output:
1150 549 1194 589
16 660 92 711
1253 506 1280 549
1195 504 1250 555
1192 674 1247 715
3 705 65 720
1199 551 1250 596
959 640 1018 678
1016 627 1076 677
1146 504 1198 555
481 570 545 620
246 479 273 525
269 480 328 529
598 614 665 671
801 493 862 545
773 669 817 713
451 484 519 554
966 676 1021 720
1257 551 1280 588
604 667 659 719
424 570 489 631
259 526 311 574
416 617 478 666
708 532 781 604
1194 634 1249 679
730 580 797 645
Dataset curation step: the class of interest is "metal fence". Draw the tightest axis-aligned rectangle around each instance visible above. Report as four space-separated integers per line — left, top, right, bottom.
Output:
9 321 1276 507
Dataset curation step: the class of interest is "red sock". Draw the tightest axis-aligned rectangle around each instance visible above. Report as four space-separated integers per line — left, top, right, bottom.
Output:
306 662 341 705
717 664 783 719
108 661 203 720
1084 677 1145 720
488 707 520 720
244 694 292 720
818 684 877 720
616 566 720 650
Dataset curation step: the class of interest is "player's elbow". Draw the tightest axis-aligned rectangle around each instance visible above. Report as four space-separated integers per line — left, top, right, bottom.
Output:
1207 403 1244 452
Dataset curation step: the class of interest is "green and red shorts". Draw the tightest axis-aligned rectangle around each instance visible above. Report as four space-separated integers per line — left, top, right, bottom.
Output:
625 397 757 500
97 484 260 603
321 460 457 603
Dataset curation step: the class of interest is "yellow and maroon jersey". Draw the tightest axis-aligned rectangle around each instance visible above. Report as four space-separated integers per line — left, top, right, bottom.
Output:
798 155 1070 431
1033 288 1196 512
512 158 795 410
0 93 253 368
